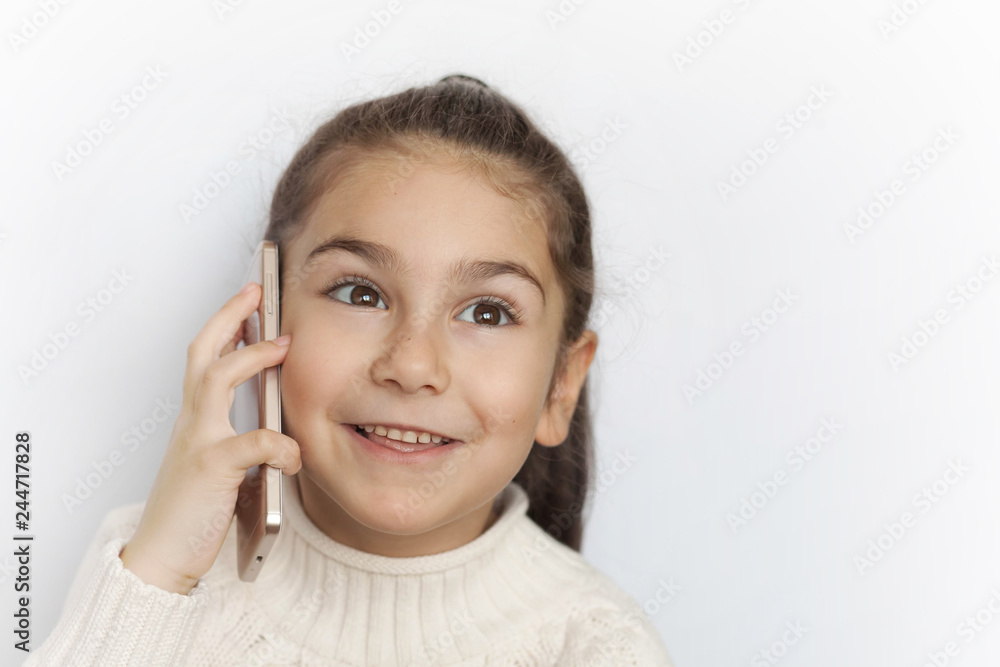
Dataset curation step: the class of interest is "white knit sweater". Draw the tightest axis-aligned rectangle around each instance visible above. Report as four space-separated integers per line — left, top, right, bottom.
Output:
25 475 674 666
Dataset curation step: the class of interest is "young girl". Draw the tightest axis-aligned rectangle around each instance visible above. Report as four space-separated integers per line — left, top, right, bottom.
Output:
27 75 674 666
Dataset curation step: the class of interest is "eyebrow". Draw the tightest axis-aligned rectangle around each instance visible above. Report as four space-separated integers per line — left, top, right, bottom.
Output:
302 234 546 306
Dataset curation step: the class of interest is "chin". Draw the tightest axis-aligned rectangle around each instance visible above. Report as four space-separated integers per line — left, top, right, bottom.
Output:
305 470 446 535
356 487 450 534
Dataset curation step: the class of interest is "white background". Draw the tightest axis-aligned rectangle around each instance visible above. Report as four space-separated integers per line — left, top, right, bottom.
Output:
2 1 1000 665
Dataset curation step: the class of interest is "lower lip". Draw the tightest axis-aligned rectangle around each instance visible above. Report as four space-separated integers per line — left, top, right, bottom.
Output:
343 424 464 465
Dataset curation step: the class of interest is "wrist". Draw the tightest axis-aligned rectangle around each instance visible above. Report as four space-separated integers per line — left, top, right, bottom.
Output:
119 541 199 595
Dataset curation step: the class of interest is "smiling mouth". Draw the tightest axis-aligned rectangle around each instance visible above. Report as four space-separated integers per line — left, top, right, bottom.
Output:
351 424 455 452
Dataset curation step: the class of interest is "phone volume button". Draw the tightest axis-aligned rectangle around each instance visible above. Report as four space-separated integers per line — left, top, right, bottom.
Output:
265 274 273 315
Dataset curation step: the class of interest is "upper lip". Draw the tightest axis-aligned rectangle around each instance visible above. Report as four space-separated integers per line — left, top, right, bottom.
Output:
349 421 460 442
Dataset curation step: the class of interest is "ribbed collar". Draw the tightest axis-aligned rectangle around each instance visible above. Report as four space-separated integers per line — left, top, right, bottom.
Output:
270 473 529 574
234 474 582 663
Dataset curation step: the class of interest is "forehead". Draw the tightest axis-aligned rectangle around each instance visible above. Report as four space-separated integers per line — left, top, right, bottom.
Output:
289 153 554 286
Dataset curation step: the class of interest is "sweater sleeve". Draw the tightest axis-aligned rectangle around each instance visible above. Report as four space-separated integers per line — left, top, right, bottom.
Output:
23 505 211 667
556 603 675 667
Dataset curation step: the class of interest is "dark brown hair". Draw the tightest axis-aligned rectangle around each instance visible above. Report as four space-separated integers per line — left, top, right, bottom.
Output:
264 74 596 551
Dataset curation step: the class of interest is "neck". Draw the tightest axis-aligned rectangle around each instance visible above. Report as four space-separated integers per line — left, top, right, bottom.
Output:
295 472 501 558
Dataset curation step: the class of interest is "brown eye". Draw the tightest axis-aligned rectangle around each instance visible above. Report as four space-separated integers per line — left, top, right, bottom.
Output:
472 304 502 326
349 285 379 307
458 301 513 327
325 279 388 310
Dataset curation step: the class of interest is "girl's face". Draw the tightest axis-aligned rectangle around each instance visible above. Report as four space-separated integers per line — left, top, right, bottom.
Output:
277 151 596 556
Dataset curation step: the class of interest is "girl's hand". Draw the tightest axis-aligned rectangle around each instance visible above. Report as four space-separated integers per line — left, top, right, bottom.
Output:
118 282 301 595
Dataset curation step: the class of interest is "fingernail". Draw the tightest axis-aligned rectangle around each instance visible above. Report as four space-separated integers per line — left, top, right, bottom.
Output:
273 334 291 346
239 282 255 295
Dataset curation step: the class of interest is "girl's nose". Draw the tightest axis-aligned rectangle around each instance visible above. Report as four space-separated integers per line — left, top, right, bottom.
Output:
370 319 450 395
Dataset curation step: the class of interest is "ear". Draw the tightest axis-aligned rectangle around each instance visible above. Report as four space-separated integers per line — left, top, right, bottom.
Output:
534 330 599 447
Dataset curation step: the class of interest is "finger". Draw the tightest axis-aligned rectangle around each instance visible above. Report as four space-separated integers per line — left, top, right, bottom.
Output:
218 317 248 359
183 283 261 405
192 336 291 422
218 430 302 475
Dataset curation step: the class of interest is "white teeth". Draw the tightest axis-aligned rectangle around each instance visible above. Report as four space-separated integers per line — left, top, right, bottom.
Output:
360 425 449 445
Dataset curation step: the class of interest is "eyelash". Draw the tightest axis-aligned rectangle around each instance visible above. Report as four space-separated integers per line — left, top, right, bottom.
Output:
318 273 523 327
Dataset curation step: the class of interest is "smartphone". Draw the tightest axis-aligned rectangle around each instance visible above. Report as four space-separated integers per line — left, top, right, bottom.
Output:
230 240 283 582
